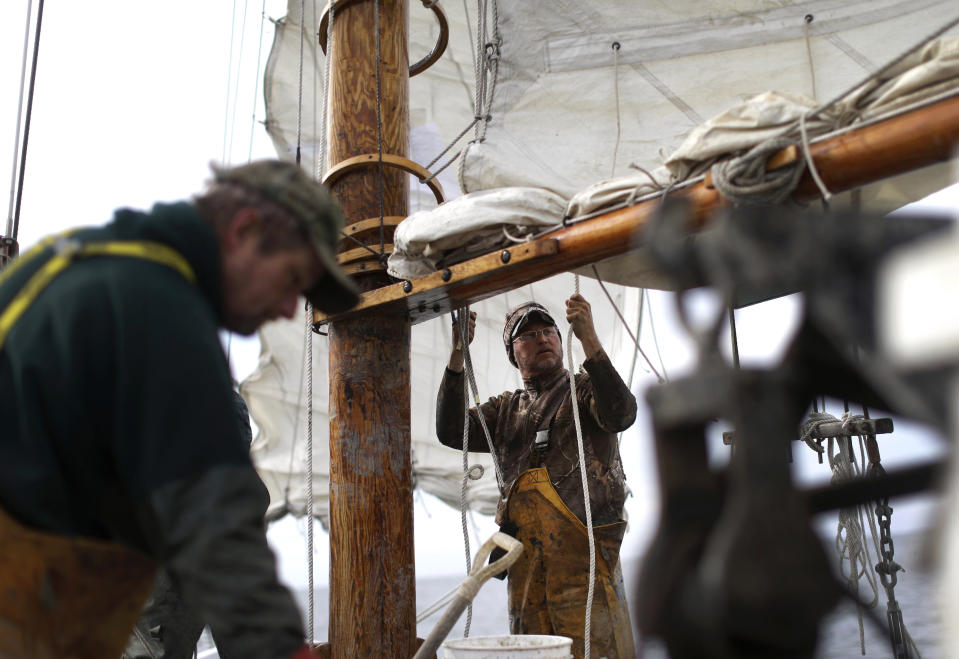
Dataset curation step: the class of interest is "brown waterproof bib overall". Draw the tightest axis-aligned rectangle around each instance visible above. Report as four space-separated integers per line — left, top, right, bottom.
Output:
505 468 635 659
0 506 156 659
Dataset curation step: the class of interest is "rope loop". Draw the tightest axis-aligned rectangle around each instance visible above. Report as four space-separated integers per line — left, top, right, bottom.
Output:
467 464 485 480
799 411 836 454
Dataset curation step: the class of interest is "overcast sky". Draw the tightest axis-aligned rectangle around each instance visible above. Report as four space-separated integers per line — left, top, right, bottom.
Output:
3 2 958 616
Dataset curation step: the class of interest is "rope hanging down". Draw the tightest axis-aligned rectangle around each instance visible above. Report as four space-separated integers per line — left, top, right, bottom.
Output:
801 407 921 658
568 274 597 658
455 307 506 636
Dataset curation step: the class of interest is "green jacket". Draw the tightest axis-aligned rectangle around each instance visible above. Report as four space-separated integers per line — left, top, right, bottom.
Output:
0 202 304 658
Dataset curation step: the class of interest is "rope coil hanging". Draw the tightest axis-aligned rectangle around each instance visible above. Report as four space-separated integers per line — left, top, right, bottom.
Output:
710 136 806 206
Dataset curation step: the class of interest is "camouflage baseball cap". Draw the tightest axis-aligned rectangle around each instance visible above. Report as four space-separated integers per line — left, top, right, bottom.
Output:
212 159 360 314
503 301 558 367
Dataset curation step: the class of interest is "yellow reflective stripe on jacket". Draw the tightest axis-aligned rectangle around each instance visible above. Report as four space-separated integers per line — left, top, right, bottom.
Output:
78 241 195 283
0 230 80 289
0 238 195 352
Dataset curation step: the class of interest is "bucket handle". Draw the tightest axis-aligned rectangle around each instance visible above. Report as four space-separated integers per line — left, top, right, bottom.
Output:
413 532 523 659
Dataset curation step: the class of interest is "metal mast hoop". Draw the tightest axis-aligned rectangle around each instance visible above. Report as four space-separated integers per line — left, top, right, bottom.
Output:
318 0 449 76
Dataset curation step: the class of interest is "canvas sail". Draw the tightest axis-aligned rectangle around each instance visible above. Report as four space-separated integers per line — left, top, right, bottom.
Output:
249 0 959 522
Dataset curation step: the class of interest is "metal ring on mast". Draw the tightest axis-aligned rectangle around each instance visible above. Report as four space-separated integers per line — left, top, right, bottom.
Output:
323 152 446 204
318 0 449 77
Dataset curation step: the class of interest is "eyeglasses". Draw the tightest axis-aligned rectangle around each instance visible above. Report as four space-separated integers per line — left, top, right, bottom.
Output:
512 327 559 343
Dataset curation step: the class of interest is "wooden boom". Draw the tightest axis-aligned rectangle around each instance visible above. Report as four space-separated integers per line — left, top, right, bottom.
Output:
316 93 959 327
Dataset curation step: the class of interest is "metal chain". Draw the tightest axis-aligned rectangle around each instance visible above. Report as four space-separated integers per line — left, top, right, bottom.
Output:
871 471 910 659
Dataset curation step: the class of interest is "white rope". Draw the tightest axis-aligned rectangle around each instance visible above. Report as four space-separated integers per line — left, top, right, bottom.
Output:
710 136 805 206
827 424 878 655
568 274 596 657
459 312 474 636
318 0 334 180
610 41 622 178
305 301 315 643
417 583 460 622
459 310 506 493
802 15 818 103
798 113 833 202
590 264 665 383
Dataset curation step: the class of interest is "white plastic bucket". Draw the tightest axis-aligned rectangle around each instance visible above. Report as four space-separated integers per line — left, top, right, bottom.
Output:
440 634 573 658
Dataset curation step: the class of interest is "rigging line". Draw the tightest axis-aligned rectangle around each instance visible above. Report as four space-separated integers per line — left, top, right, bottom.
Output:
803 15 818 102
373 0 386 252
646 290 668 382
589 264 664 384
799 113 833 201
281 306 313 511
417 583 459 622
625 288 645 391
247 0 269 163
477 0 501 143
227 0 251 164
805 14 959 125
306 300 315 644
567 274 596 658
611 41 622 178
424 149 463 183
472 0 486 123
462 0 477 106
457 311 506 492
426 117 480 170
221 0 239 165
11 0 45 243
319 0 335 179
339 230 385 257
295 0 306 165
459 310 474 636
728 307 740 370
310 0 319 178
6 0 33 237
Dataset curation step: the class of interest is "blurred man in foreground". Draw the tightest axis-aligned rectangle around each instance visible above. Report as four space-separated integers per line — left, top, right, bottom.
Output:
0 160 358 659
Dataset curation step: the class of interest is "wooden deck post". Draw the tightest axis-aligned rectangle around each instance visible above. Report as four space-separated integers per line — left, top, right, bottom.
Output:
324 1 414 656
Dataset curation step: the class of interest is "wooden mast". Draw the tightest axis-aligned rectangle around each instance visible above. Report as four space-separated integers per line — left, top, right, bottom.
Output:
324 1 414 656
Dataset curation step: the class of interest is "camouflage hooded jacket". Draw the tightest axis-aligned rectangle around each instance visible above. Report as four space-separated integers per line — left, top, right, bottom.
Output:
436 351 637 526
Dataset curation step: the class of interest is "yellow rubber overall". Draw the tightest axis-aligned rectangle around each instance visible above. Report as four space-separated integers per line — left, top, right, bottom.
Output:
506 467 635 659
0 505 156 659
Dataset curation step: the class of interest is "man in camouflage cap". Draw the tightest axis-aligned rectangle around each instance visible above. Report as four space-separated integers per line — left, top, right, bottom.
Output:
211 159 358 316
0 159 353 659
436 294 638 659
